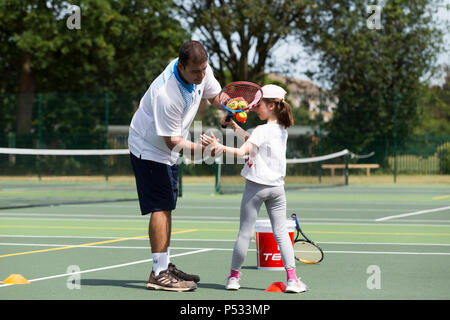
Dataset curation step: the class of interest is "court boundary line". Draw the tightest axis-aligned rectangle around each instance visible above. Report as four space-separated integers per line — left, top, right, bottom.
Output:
0 248 212 288
2 239 450 247
1 218 450 227
0 229 198 259
1 242 449 255
375 206 450 222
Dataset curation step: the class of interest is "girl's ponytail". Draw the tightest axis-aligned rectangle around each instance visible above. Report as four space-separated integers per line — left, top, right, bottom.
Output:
273 99 294 128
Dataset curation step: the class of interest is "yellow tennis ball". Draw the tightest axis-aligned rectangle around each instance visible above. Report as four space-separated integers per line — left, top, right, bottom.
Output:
238 100 248 110
227 100 239 110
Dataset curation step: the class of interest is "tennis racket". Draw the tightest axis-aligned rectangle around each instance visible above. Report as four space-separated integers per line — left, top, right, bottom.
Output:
219 81 262 128
291 213 323 264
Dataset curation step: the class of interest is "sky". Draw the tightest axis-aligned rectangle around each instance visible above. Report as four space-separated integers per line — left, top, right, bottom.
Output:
268 1 450 88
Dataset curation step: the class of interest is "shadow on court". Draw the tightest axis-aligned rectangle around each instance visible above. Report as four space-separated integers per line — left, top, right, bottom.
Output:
81 279 146 290
198 282 263 291
80 279 263 292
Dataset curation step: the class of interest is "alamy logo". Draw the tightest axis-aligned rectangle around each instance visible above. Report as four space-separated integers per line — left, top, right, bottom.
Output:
366 265 381 289
366 5 383 30
66 265 81 289
66 4 81 30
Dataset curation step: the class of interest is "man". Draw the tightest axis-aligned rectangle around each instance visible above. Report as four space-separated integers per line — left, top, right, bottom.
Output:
128 41 222 292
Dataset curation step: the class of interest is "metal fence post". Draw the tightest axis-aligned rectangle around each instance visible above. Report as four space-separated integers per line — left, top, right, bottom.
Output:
393 90 398 184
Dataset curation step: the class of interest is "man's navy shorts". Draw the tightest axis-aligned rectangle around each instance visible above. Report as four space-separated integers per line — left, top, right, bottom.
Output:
130 152 179 215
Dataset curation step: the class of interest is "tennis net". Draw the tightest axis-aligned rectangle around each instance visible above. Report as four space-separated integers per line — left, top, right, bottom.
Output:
0 147 137 209
215 149 352 194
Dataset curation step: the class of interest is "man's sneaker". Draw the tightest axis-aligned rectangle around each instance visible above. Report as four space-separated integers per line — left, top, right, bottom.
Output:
225 277 240 290
146 269 197 292
285 278 307 293
168 263 200 283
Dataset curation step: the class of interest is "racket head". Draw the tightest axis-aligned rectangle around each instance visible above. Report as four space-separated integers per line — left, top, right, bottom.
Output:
291 213 324 264
293 240 324 264
219 81 263 113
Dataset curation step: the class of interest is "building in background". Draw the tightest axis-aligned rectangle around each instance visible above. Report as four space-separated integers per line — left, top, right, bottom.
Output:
267 73 338 123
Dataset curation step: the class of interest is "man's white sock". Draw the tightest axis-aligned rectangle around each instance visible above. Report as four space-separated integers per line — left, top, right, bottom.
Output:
152 252 169 276
167 247 171 264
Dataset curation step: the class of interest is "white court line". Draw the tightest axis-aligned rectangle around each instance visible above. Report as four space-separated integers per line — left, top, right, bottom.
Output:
1 242 448 256
0 242 448 282
376 206 450 222
0 248 212 288
1 242 449 255
2 237 450 247
2 241 450 249
1 216 449 226
0 243 240 251
320 241 450 247
324 251 450 256
0 235 236 242
0 213 240 220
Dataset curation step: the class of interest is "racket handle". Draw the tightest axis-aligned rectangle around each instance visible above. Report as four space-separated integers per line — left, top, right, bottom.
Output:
221 113 232 128
291 213 301 231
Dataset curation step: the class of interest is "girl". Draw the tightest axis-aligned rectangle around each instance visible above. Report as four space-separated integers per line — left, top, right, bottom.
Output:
200 84 307 293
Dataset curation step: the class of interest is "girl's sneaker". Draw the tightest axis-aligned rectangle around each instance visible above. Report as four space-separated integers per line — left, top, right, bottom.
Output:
225 277 240 290
285 278 307 293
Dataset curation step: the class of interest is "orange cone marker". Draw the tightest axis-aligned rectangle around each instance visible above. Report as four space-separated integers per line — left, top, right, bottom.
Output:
265 281 286 292
2 274 30 284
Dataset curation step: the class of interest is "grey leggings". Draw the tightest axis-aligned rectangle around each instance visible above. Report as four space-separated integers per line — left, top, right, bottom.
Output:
230 179 295 271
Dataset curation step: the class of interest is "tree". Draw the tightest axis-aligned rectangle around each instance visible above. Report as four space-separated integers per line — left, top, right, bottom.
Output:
175 0 312 85
415 65 450 137
0 0 187 136
297 0 445 157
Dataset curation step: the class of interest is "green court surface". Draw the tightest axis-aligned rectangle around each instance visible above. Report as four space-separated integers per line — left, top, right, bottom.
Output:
0 182 449 301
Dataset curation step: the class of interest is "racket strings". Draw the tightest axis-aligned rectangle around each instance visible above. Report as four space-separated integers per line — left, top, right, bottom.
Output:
293 241 323 263
220 83 262 111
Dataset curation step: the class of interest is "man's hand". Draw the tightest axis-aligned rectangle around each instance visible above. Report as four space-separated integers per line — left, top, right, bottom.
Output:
163 136 204 157
200 132 224 156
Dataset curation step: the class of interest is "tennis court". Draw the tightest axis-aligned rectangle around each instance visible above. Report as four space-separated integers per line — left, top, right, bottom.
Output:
0 180 449 301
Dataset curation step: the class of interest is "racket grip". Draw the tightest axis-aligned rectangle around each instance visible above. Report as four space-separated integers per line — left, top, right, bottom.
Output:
221 113 232 128
291 213 301 231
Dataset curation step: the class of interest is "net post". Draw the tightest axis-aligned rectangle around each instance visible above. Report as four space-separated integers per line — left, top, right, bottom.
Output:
318 89 323 184
393 90 398 184
104 93 110 181
37 93 42 181
344 153 349 185
214 157 221 194
8 132 16 165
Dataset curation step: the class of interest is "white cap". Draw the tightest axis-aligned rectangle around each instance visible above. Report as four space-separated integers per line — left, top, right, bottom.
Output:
261 84 287 99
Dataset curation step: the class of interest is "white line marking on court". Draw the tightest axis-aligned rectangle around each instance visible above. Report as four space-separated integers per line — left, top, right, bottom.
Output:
2 241 450 249
0 235 237 242
375 206 450 222
0 243 242 251
0 235 133 240
320 241 450 246
0 248 212 288
2 215 450 226
0 242 243 252
324 251 450 255
1 241 449 255
1 237 450 247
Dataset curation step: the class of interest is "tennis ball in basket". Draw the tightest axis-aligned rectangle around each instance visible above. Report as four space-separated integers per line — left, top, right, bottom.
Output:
227 100 239 110
236 112 247 123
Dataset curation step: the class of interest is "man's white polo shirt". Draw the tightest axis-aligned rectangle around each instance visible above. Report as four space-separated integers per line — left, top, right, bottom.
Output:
128 59 221 165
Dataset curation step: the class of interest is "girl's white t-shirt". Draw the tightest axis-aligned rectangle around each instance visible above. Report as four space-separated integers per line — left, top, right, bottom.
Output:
240 123 288 186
